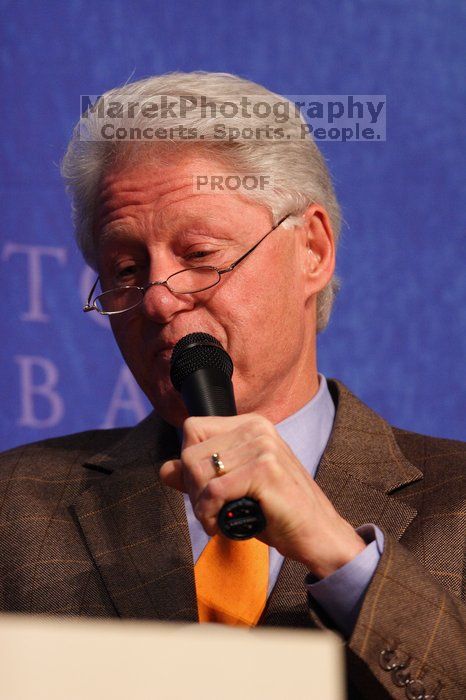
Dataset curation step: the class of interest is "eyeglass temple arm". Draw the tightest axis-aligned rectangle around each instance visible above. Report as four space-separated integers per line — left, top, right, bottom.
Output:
218 214 291 274
83 276 100 312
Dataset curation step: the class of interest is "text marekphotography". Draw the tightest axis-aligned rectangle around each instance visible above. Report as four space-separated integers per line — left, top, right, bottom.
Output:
78 94 386 143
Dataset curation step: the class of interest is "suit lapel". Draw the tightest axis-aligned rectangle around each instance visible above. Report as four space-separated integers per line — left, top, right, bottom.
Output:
261 379 423 627
72 379 424 626
71 413 198 621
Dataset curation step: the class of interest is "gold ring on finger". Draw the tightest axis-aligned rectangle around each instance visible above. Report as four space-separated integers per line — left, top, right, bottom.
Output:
211 452 226 477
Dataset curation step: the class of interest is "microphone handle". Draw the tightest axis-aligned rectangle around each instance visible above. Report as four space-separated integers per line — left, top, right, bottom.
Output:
181 367 267 540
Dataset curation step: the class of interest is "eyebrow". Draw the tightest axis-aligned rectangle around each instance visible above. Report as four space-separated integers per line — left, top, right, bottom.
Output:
160 212 235 236
98 226 133 244
97 216 236 246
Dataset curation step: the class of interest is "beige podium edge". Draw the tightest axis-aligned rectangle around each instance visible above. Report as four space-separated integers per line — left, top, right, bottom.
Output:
0 613 345 700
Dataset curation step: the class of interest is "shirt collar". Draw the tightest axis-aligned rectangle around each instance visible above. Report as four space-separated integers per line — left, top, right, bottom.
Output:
274 373 335 480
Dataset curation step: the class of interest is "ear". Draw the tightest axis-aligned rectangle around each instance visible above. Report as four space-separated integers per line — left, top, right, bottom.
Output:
298 204 336 299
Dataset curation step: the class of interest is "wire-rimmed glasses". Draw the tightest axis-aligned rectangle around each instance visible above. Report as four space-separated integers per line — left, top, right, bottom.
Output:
83 214 291 315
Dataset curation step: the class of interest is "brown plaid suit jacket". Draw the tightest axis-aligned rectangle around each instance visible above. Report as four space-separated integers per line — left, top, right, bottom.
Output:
1 379 465 698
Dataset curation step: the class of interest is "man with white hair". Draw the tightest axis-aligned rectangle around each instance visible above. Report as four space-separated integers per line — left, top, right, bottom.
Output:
0 72 465 699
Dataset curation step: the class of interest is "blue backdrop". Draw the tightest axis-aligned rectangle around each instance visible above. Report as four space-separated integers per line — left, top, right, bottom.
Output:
1 0 464 451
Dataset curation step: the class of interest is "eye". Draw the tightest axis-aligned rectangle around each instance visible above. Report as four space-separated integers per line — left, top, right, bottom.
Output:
116 265 137 278
115 263 145 284
186 250 214 261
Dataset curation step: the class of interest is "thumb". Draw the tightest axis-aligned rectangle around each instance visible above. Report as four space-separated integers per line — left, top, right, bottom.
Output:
159 459 186 492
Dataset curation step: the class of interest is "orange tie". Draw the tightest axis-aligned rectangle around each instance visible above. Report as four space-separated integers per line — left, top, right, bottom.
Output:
194 534 269 627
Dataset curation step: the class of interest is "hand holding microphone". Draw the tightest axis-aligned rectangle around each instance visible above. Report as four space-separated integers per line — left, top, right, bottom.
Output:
161 331 366 576
169 332 266 540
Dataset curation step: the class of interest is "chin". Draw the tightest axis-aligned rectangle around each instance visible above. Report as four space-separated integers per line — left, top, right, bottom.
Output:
232 387 258 416
145 381 188 427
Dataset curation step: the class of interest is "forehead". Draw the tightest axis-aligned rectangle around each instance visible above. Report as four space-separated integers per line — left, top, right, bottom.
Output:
93 152 271 242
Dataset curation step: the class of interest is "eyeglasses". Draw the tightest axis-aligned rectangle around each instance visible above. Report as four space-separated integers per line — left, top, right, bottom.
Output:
83 214 291 315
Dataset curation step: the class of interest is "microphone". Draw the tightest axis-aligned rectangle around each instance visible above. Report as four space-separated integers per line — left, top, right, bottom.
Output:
170 332 266 540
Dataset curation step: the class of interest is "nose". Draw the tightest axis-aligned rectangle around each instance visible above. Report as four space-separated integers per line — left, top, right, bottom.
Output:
141 277 195 324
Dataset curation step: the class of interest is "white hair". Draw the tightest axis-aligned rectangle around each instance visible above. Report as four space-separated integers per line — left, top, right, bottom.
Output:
61 71 341 332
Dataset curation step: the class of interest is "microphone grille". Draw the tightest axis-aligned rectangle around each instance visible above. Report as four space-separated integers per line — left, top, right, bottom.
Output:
170 333 233 391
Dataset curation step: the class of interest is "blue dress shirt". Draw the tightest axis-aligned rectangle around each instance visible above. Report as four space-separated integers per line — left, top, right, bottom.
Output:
183 373 384 636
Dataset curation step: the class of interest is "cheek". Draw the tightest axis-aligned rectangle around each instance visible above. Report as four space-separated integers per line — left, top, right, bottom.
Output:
213 272 303 362
240 265 302 328
109 315 143 364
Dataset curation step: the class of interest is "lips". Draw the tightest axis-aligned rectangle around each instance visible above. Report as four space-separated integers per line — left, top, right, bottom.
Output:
154 343 176 359
156 341 175 352
153 336 187 360
153 336 179 355
154 331 225 360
